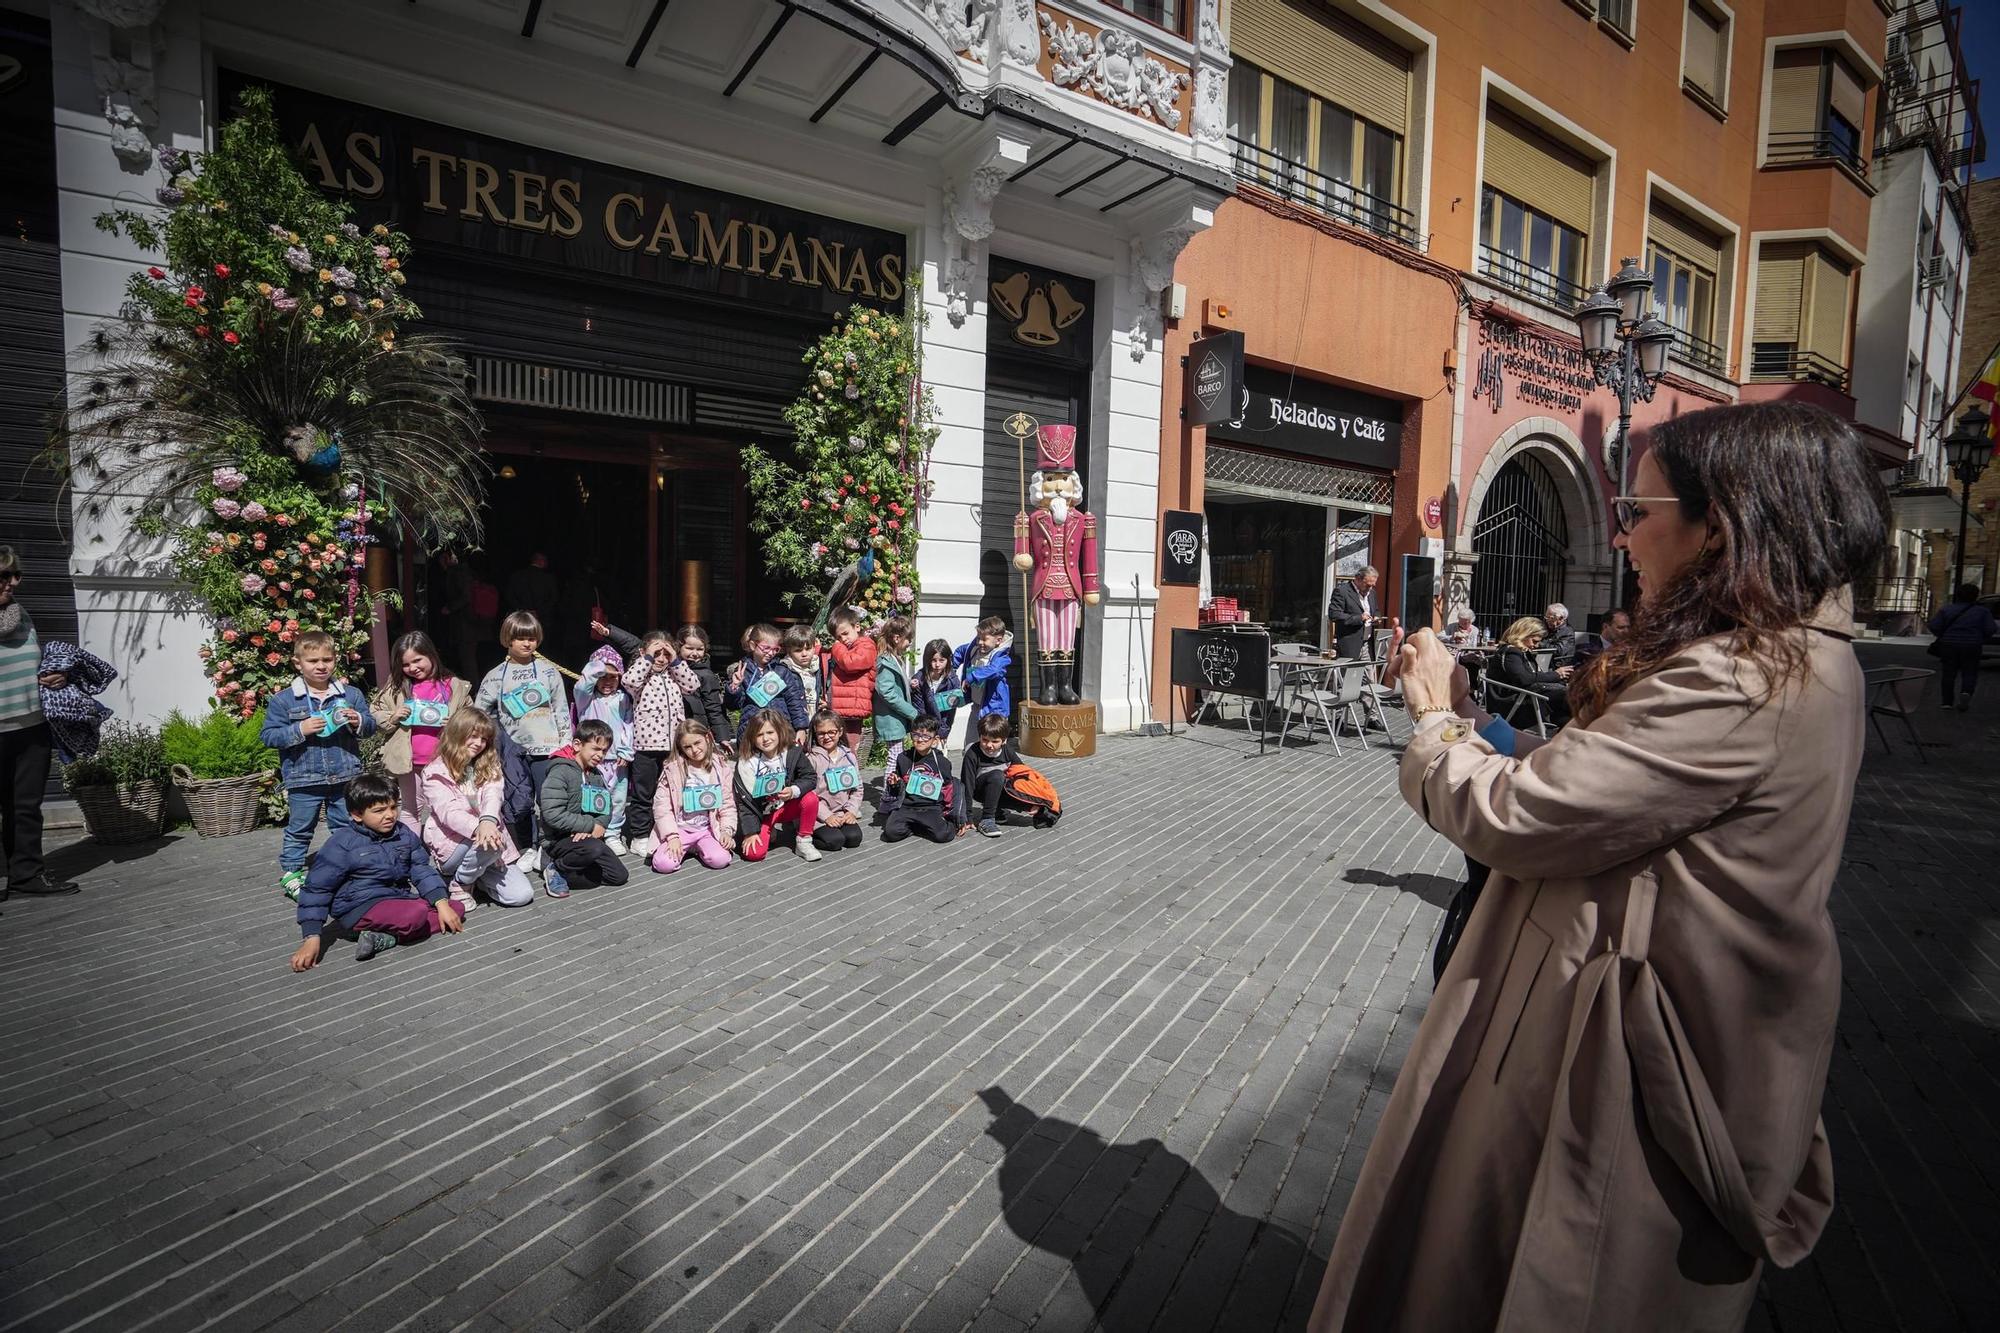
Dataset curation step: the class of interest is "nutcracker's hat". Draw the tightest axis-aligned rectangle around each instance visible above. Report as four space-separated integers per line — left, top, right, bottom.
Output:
1036 425 1077 472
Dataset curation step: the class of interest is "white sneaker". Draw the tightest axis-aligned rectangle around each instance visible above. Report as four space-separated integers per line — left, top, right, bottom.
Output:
633 834 656 859
796 839 823 862
605 835 630 857
518 847 541 874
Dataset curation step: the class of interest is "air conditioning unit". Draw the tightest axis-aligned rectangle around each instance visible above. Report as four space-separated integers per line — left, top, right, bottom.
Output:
1918 254 1947 292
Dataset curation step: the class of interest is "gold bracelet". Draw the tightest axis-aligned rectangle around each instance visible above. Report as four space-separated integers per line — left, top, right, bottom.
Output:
1412 705 1453 722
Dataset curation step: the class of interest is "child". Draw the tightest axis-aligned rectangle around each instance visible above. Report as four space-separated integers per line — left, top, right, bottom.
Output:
724 623 804 744
953 714 1059 837
954 616 1015 728
781 624 825 722
871 616 920 782
804 712 865 852
915 637 965 752
676 625 733 745
474 611 572 872
261 631 377 899
593 619 702 855
823 609 879 753
733 707 821 862
369 630 469 832
575 644 637 857
290 773 460 969
882 716 955 844
536 718 631 895
651 719 736 875
419 709 534 912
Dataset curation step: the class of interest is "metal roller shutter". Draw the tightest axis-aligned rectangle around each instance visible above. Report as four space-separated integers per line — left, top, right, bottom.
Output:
1682 2 1727 101
1229 0 1411 136
1483 108 1596 234
1753 242 1808 341
1805 250 1851 362
1648 201 1723 272
1828 56 1866 129
1768 49 1822 137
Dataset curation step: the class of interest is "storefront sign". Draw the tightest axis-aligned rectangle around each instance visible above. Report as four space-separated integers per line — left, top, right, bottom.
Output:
1170 627 1270 700
1470 315 1596 416
1160 509 1203 586
1423 495 1443 529
1208 366 1401 471
988 257 1094 364
219 72 906 317
1185 330 1244 427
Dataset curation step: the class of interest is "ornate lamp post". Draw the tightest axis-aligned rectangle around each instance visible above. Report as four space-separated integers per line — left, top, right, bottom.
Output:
1575 258 1675 599
1942 406 1992 594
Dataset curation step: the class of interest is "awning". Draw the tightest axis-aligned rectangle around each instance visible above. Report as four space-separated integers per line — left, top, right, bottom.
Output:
1891 488 1984 533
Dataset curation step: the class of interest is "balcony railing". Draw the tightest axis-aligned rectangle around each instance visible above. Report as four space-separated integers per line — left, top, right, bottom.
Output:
1668 327 1726 376
1475 244 1593 311
1766 129 1866 173
1748 346 1849 390
1858 575 1932 618
1228 136 1420 247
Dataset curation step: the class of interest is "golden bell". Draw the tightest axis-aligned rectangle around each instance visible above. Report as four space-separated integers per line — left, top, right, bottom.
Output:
990 270 1029 322
1014 288 1060 346
1048 279 1086 330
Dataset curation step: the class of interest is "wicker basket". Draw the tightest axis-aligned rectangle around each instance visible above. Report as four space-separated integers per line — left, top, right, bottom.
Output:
171 764 272 839
72 779 166 844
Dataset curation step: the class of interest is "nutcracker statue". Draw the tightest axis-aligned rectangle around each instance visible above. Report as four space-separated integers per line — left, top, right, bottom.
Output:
1013 425 1101 705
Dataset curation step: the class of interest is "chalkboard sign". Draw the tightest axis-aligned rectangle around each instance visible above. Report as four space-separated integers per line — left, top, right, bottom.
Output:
1160 509 1203 586
1170 627 1270 700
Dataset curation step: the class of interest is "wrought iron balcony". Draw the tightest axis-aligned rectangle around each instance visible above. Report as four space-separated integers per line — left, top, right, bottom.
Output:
1667 327 1726 376
1766 129 1866 174
1747 346 1849 391
1227 136 1420 247
1475 244 1593 311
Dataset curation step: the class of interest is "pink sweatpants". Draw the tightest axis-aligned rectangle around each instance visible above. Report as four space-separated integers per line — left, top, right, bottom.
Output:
652 829 732 873
351 896 449 942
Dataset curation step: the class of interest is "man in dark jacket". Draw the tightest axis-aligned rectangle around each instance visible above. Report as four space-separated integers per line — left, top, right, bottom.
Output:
1541 602 1578 663
1327 566 1381 659
291 774 459 968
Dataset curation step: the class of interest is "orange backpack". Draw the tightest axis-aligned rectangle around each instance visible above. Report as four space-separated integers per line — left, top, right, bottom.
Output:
1002 763 1062 822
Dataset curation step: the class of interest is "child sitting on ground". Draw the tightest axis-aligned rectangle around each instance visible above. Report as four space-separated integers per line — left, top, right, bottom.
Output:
593 619 703 856
725 623 801 744
954 616 1015 727
916 637 965 753
650 719 736 875
954 714 1060 837
823 609 878 753
882 715 956 845
474 611 572 873
420 708 535 913
368 630 469 833
871 616 920 785
575 644 638 857
290 773 460 969
733 707 821 862
261 630 378 900
536 718 631 895
804 711 865 853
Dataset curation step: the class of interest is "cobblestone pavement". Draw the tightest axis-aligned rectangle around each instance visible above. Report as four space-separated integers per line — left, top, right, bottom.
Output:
0 640 1993 1333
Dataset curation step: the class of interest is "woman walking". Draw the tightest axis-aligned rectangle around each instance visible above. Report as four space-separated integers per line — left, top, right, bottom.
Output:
1311 402 1887 1332
1926 581 1995 710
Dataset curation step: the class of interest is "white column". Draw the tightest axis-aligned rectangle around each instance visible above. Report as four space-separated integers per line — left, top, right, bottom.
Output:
912 213 990 660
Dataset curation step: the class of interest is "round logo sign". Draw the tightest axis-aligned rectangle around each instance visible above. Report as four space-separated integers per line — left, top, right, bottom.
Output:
1423 496 1443 530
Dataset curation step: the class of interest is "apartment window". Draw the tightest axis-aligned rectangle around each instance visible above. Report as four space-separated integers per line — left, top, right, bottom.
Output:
1682 1 1730 111
1750 240 1852 388
1479 108 1598 307
1905 354 1920 414
1645 201 1725 373
1227 2 1416 243
1103 1 1179 32
1600 0 1636 40
1767 47 1867 172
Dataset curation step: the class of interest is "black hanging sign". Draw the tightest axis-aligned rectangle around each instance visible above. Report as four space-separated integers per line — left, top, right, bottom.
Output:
1160 509 1203 586
1169 627 1270 701
1184 329 1244 427
1209 365 1403 471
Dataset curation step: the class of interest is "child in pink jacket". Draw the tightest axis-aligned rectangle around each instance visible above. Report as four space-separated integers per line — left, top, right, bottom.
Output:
650 718 736 874
420 709 534 910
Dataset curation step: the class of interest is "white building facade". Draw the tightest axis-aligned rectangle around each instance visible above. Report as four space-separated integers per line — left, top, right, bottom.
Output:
39 0 1232 732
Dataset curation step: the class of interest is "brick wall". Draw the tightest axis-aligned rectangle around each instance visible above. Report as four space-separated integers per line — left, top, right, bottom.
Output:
1958 179 2000 595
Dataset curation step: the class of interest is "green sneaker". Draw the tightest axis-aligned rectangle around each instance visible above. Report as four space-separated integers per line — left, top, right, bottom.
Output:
354 931 397 962
280 869 306 902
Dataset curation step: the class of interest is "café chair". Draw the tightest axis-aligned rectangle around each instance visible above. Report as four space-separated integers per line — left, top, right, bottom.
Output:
1861 667 1933 763
1278 660 1371 756
1480 675 1551 739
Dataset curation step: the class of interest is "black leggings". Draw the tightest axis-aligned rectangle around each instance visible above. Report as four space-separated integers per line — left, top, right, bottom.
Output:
548 836 630 888
811 822 865 851
882 804 954 843
626 749 668 842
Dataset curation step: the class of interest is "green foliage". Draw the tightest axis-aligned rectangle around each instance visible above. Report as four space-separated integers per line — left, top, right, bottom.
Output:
162 707 278 779
61 721 169 789
743 298 939 621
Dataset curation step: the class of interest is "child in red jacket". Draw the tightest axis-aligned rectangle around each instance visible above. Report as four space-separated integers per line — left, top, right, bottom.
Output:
823 608 879 753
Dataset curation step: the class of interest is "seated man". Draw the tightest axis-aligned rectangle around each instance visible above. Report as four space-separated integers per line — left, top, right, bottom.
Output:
1541 602 1578 664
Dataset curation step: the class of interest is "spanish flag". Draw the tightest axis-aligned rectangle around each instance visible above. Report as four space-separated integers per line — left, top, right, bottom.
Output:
1967 339 2000 448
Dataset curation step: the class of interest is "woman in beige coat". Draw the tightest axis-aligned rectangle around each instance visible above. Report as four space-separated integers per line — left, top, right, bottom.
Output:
1311 402 1889 1332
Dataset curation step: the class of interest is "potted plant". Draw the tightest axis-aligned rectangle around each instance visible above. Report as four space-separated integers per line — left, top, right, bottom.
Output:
61 721 169 843
164 707 277 838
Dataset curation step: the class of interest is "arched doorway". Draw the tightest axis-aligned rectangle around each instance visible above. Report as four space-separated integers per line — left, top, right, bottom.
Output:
1470 454 1570 634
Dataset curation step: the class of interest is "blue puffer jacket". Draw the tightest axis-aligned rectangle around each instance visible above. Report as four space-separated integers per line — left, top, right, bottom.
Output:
294 820 447 939
1929 599 1998 646
260 677 377 790
954 632 1015 719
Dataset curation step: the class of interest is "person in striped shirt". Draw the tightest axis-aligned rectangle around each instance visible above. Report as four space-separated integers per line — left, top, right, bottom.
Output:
0 546 81 904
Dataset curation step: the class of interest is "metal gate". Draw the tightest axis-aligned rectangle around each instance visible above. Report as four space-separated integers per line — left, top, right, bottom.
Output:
1471 456 1570 636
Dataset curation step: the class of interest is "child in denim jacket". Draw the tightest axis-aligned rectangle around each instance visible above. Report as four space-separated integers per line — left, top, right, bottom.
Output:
260 630 376 900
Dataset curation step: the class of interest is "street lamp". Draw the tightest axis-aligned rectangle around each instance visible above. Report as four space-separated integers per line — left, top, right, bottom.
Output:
1574 257 1674 598
1942 406 1992 593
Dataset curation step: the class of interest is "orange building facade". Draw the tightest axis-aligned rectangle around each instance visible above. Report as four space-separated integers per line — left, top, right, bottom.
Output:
1149 0 1911 720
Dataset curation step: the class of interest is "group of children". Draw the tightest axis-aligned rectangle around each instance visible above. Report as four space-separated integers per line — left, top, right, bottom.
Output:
282 609 1055 970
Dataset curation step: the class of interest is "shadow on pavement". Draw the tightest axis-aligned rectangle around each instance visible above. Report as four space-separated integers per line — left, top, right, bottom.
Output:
1342 866 1459 912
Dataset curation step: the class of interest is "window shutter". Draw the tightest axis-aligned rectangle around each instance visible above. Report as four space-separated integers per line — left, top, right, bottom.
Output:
1805 250 1851 361
1648 201 1723 274
1828 56 1865 128
1753 242 1808 341
1768 49 1822 137
1683 2 1726 100
1229 0 1412 137
1482 109 1596 234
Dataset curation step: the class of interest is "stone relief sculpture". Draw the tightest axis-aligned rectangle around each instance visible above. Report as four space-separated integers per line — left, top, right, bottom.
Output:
65 0 166 170
919 0 997 57
1038 12 1188 129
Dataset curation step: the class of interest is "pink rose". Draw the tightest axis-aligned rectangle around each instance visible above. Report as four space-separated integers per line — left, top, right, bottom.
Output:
239 573 265 594
211 497 241 519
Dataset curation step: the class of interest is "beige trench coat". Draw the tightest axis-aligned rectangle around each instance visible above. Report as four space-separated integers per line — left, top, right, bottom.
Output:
1310 600 1860 1332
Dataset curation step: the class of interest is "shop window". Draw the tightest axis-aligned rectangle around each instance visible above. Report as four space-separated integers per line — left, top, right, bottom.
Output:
1766 47 1868 173
1479 107 1598 309
1750 240 1851 389
1644 200 1726 374
1227 1 1416 245
1681 0 1730 113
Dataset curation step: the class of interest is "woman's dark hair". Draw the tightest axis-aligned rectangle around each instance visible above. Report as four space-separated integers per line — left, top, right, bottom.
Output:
1953 582 1980 604
387 630 449 695
1570 401 1888 725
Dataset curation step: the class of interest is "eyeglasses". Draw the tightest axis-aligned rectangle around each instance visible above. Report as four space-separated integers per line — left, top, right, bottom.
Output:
1611 495 1679 535
0 572 20 584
